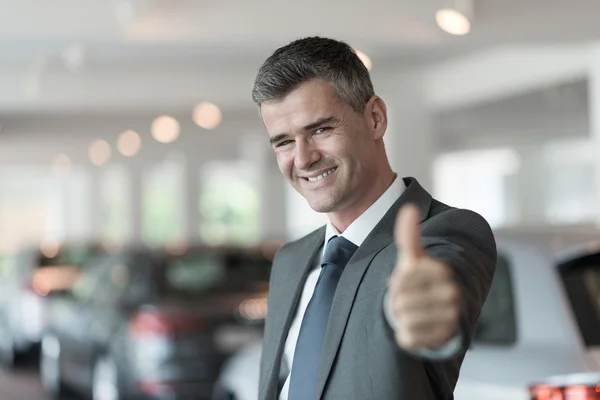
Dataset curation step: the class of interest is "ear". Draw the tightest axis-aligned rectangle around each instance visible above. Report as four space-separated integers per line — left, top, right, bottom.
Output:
363 96 387 141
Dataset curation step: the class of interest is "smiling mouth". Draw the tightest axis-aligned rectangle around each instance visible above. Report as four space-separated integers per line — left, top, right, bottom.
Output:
303 167 337 182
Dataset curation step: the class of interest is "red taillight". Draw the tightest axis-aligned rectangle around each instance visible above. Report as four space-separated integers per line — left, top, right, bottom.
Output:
529 383 600 400
138 380 173 395
130 311 171 336
564 385 600 399
529 384 563 400
129 310 206 338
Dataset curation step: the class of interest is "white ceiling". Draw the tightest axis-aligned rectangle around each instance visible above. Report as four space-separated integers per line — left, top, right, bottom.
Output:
436 78 590 150
1 0 600 114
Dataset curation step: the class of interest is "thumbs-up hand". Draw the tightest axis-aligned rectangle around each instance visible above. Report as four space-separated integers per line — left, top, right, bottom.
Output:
388 204 461 351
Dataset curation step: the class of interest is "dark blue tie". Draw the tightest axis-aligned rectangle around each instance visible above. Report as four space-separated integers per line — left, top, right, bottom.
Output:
288 235 358 400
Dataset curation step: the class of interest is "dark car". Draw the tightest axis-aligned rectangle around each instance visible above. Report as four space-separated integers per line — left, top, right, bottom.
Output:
0 242 106 366
40 244 272 400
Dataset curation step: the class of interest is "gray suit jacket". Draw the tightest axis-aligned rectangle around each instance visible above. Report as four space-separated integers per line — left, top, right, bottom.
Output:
259 177 497 400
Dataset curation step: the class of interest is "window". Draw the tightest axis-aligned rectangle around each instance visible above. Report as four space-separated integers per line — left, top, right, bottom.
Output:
559 252 600 347
541 139 596 224
142 157 185 245
199 161 260 245
70 254 116 302
100 164 131 242
161 251 272 296
0 166 89 253
0 168 54 254
0 255 11 278
473 254 517 345
166 253 227 293
88 258 132 306
433 148 520 228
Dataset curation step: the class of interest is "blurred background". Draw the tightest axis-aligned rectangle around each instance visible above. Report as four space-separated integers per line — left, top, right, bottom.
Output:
1 1 600 399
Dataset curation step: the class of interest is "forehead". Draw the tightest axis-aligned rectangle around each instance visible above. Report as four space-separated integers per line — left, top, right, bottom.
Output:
260 80 347 134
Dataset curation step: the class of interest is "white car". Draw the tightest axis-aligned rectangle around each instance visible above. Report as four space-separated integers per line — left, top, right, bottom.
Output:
213 226 600 400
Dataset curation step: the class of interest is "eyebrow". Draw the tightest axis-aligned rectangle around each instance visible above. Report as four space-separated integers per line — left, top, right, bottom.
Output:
302 116 338 131
269 133 288 145
268 116 339 145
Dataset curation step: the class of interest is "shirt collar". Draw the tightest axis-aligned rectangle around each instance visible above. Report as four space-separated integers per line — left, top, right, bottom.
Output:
324 175 405 249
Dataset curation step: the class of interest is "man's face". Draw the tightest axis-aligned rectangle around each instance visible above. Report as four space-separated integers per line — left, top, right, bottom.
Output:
261 79 378 214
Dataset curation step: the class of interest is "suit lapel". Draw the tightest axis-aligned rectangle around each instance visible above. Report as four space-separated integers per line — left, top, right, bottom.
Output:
314 177 432 398
262 226 325 400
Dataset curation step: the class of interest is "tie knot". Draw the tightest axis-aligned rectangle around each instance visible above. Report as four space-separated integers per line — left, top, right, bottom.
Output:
322 236 358 269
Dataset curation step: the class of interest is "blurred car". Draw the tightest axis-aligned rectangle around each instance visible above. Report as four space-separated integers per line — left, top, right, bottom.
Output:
213 226 600 400
40 244 273 400
212 340 282 400
0 241 106 367
528 371 600 399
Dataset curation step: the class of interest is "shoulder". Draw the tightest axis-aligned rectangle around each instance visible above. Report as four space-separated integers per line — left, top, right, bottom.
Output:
272 225 325 263
427 199 493 232
423 199 497 258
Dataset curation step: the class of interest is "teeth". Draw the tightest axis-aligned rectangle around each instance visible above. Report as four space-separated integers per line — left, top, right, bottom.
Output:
307 168 336 182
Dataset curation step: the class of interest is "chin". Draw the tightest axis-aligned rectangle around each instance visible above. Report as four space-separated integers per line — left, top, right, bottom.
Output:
308 204 331 214
305 197 339 214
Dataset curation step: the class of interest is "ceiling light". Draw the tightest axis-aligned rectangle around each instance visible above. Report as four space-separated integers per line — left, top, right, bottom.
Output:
193 102 222 130
89 139 111 166
151 115 180 143
117 130 141 156
40 239 60 259
436 0 473 36
354 49 372 71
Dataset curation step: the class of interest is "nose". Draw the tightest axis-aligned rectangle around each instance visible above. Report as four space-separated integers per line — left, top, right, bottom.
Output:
294 139 320 172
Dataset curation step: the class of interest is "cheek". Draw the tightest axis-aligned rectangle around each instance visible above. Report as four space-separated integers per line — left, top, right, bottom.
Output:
276 152 294 178
336 140 360 165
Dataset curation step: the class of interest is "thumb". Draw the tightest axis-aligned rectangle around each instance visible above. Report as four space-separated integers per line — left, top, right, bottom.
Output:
395 204 423 269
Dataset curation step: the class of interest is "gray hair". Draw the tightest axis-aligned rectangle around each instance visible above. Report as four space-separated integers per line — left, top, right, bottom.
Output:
252 36 375 113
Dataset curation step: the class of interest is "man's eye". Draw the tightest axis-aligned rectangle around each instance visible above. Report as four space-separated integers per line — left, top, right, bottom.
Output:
315 127 331 135
276 140 292 147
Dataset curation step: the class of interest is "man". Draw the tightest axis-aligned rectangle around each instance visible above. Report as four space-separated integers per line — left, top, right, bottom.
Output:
252 36 497 400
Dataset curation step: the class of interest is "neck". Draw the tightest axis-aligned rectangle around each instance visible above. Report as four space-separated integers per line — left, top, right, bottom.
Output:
328 167 396 233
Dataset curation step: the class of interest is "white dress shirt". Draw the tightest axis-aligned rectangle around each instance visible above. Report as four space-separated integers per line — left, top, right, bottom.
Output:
278 176 461 400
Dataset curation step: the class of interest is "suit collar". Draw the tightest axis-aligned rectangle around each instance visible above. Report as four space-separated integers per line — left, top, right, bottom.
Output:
349 177 431 263
324 175 407 247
